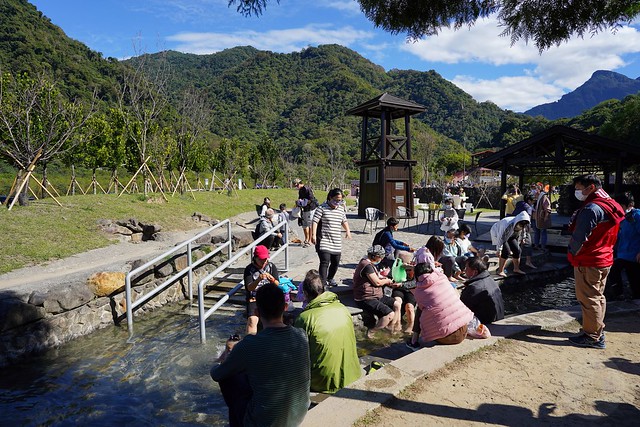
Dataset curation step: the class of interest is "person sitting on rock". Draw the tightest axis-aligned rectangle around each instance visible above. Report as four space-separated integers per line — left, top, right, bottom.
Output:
352 245 401 338
243 245 279 335
255 208 283 250
460 257 505 325
294 270 361 393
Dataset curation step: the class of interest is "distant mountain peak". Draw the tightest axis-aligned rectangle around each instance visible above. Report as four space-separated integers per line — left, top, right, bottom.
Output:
524 70 640 120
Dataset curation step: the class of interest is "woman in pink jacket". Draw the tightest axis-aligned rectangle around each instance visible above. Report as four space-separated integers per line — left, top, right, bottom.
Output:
413 262 474 344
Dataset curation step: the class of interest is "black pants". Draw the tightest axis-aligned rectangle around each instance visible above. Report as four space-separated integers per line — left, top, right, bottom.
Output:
500 235 521 259
606 258 640 299
318 250 341 286
214 372 252 427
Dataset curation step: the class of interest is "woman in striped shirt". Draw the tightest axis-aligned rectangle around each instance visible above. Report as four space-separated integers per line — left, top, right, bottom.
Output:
311 188 352 288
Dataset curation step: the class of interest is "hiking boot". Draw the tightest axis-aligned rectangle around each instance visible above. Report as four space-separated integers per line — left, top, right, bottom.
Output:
568 333 606 349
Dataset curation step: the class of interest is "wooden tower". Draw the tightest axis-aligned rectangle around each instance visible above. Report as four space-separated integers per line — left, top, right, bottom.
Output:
347 93 426 218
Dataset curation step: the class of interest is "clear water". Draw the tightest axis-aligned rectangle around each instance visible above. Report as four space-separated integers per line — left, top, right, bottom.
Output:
502 275 577 316
0 276 577 426
0 302 246 427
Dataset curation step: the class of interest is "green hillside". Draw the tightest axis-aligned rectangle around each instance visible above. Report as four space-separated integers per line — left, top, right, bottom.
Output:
4 0 640 191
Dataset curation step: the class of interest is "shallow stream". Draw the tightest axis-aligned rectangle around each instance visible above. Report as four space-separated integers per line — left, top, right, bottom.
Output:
0 276 577 426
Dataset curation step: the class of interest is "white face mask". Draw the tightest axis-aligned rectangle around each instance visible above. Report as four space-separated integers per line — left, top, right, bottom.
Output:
575 189 588 201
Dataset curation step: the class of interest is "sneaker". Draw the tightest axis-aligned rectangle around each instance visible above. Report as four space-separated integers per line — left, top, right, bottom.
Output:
405 339 421 352
568 333 606 349
328 279 338 287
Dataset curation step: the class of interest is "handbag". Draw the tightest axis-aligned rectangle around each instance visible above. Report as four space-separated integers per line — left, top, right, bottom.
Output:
291 206 301 218
391 257 407 283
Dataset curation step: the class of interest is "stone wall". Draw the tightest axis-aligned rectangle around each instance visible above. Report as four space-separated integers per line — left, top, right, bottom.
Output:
0 245 227 368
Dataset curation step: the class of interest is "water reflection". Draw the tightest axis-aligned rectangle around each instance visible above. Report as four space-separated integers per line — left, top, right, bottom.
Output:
0 276 578 426
0 302 246 426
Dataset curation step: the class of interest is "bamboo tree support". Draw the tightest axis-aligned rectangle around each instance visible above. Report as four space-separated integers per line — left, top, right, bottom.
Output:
195 173 205 191
85 171 107 195
119 159 148 197
171 172 180 194
222 172 240 197
107 169 126 194
7 149 62 210
171 167 195 200
210 169 227 192
2 175 18 206
28 186 39 200
118 157 168 202
66 165 86 196
46 180 61 198
28 174 62 207
158 171 171 193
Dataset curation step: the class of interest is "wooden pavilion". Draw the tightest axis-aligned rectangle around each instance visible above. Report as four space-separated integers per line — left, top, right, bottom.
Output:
479 125 640 217
347 93 426 218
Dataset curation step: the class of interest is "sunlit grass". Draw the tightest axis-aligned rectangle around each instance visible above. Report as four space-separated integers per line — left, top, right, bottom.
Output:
0 188 323 274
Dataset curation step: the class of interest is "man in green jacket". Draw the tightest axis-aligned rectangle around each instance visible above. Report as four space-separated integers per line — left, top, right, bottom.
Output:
295 270 362 393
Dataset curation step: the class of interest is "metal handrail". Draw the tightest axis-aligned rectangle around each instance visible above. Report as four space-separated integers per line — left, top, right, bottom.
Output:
124 220 233 336
197 219 289 342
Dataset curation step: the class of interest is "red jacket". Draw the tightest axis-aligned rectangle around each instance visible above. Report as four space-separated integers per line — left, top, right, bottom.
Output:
567 189 624 267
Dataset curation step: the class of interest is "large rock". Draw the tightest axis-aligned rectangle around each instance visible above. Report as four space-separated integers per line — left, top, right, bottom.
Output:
232 230 254 249
0 298 46 332
29 282 95 314
86 272 126 297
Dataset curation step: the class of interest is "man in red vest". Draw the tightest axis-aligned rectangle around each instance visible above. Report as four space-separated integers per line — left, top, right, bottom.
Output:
567 175 624 349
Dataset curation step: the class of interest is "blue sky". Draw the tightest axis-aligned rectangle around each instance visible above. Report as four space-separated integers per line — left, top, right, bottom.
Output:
29 0 640 112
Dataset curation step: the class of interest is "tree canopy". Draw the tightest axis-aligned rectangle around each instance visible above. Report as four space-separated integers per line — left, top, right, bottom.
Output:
230 0 640 51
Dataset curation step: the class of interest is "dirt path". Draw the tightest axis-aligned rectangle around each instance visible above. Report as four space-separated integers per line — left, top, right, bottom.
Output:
356 312 640 426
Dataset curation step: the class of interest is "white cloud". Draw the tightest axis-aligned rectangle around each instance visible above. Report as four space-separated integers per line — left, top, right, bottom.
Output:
324 0 361 14
166 24 374 54
452 75 565 112
401 15 640 110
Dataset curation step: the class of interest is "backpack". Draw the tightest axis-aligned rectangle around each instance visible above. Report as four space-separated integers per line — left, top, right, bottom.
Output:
252 221 264 240
372 228 385 247
306 187 319 211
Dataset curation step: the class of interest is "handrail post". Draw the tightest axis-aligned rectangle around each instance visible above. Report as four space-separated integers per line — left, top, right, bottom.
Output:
125 274 133 336
199 279 207 342
227 221 232 260
187 241 193 301
284 221 290 271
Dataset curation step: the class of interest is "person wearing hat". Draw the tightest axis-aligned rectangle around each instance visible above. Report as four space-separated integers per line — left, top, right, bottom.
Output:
294 178 317 247
256 208 283 250
243 245 280 334
352 245 401 338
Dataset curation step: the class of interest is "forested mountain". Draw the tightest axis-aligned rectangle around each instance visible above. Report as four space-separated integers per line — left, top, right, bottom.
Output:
142 45 521 153
524 70 640 120
6 0 639 189
0 0 122 104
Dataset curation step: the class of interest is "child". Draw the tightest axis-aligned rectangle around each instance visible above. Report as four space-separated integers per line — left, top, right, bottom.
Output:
441 229 464 282
439 198 459 234
456 223 485 258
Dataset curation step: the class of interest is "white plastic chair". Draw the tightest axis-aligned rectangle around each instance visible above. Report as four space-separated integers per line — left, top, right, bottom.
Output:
363 207 384 233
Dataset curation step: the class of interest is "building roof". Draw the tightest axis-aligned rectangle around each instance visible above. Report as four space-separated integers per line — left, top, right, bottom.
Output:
478 125 640 176
346 93 426 119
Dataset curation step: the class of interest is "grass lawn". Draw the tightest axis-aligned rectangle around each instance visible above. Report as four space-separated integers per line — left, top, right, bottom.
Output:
0 188 322 275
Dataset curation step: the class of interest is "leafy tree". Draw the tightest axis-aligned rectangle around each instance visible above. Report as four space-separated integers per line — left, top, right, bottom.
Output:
599 94 640 143
117 41 169 195
0 71 94 204
230 1 640 51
